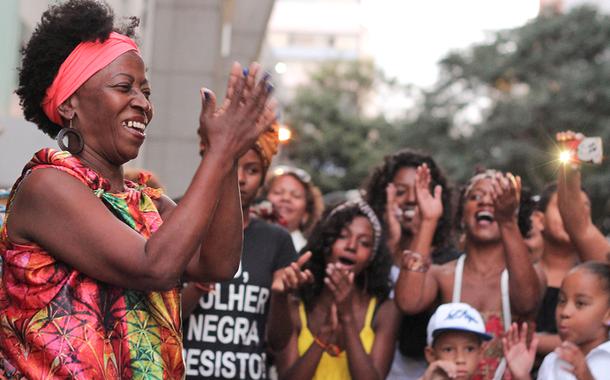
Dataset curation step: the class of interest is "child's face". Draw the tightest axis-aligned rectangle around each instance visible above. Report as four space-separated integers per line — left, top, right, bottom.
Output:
329 216 374 275
426 331 482 380
556 268 610 349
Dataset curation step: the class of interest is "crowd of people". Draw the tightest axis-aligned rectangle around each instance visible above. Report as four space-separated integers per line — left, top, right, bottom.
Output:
0 1 609 379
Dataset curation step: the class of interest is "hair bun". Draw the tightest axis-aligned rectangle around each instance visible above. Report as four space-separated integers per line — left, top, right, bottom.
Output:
42 0 114 44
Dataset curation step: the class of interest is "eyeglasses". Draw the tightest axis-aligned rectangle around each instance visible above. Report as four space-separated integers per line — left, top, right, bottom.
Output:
270 165 312 184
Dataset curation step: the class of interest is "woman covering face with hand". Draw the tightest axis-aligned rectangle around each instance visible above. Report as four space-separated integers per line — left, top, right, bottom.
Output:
275 199 400 380
0 1 275 378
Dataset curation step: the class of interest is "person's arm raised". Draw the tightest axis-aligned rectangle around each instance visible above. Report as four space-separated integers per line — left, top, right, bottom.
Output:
184 62 277 282
556 131 609 262
395 164 442 314
7 62 273 291
491 172 543 317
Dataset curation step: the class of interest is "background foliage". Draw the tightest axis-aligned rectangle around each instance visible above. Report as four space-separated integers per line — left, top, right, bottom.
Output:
283 6 610 233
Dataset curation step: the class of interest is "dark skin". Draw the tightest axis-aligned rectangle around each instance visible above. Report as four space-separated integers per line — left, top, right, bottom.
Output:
506 269 610 380
556 131 609 263
276 216 401 380
384 166 421 263
396 171 545 321
181 148 313 351
535 130 610 354
7 54 276 291
536 191 588 355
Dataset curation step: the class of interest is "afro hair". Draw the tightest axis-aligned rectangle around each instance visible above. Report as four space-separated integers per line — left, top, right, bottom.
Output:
16 0 139 138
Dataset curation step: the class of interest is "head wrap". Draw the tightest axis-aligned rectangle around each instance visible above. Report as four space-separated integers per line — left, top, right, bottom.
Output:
42 32 140 125
253 122 280 171
328 196 383 258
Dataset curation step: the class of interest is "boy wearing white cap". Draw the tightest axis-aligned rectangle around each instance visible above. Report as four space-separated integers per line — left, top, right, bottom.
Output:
421 303 493 380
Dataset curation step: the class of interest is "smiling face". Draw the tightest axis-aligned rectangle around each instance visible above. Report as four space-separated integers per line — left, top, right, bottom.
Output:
462 178 502 244
426 331 483 380
556 268 610 353
67 51 152 164
266 174 308 232
391 166 420 232
328 215 374 275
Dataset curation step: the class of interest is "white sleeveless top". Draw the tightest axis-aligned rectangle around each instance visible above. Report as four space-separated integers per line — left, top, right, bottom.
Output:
452 254 511 380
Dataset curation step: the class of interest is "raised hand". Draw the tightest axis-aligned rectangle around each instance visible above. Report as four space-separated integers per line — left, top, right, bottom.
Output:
415 163 443 222
490 171 521 224
324 263 355 319
555 341 595 380
502 322 537 380
556 130 585 169
271 251 314 294
384 183 402 254
421 360 458 380
198 62 277 159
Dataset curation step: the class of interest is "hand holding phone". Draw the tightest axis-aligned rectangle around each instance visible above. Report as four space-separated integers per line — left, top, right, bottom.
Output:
557 131 603 165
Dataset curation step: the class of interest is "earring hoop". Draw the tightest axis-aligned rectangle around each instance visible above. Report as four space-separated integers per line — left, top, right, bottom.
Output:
56 119 84 154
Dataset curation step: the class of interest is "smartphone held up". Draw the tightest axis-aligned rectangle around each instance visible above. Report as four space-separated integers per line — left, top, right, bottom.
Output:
558 135 603 165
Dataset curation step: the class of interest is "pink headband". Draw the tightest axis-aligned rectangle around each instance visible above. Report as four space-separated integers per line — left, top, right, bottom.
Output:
42 32 140 125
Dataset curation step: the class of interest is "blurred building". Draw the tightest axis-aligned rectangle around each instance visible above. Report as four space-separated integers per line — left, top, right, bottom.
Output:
0 0 275 197
261 0 370 102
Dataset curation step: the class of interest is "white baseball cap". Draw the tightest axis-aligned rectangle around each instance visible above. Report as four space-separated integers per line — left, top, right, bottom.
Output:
427 302 493 346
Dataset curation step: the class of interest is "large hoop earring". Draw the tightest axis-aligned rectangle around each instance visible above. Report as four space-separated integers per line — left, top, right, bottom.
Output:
56 119 84 154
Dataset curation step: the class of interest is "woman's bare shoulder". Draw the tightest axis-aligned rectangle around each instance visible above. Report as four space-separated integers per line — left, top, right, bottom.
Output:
7 167 96 242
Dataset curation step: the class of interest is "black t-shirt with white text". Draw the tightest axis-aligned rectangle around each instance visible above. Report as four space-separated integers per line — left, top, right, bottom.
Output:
183 218 297 380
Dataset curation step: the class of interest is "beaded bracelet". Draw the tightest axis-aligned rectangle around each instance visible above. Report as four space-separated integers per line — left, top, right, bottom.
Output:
313 335 341 356
401 250 431 273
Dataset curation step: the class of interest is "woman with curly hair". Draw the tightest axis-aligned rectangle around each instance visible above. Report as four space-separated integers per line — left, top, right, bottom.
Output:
262 166 325 251
396 170 545 380
0 0 275 378
363 148 455 263
363 149 457 380
275 200 400 379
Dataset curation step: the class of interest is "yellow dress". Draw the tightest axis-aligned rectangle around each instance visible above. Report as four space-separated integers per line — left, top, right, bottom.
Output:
297 297 377 379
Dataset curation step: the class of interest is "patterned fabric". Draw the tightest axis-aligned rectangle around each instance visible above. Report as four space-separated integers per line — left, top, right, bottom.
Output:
0 149 184 379
473 312 511 380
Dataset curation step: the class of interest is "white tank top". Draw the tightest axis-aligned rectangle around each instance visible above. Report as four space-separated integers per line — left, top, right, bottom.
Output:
452 254 511 380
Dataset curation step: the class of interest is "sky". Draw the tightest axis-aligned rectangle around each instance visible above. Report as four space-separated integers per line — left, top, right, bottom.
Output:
360 0 541 88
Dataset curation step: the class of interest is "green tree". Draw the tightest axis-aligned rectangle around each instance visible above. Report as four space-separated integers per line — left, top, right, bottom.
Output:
283 60 401 193
401 6 610 232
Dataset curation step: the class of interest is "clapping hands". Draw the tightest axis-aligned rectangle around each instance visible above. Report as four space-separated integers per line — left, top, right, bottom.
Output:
490 172 521 224
324 263 355 319
415 163 443 222
271 251 314 294
198 62 277 159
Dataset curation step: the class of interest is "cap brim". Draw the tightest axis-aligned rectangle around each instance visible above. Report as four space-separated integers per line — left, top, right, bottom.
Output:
432 328 493 343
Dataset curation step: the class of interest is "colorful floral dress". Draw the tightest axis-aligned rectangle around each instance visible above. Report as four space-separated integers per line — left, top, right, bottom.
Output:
0 149 184 379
